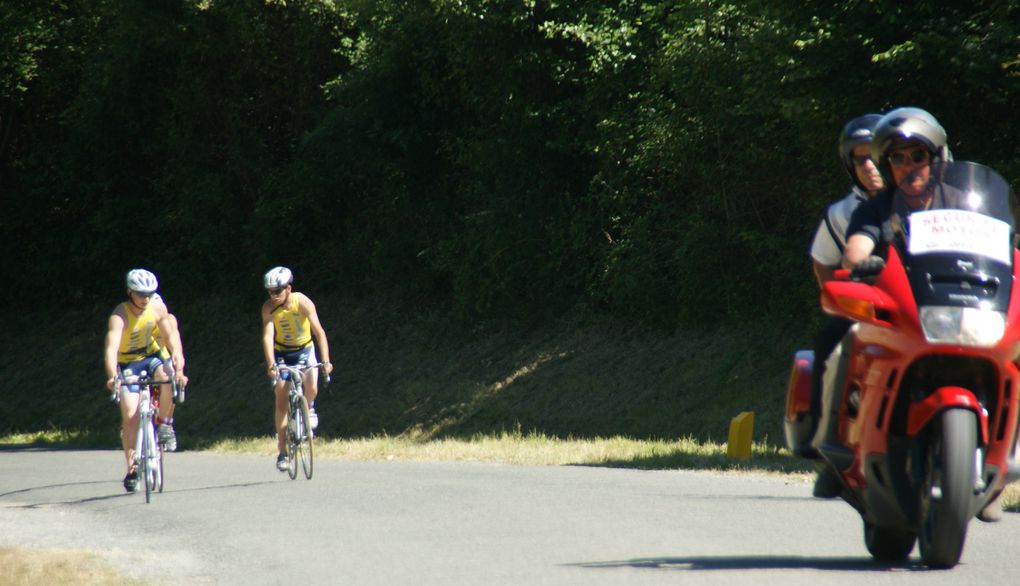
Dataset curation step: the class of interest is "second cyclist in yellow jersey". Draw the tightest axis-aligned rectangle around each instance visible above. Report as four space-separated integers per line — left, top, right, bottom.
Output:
260 266 333 472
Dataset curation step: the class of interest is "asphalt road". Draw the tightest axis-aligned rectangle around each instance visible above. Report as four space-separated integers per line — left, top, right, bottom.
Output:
2 449 1020 585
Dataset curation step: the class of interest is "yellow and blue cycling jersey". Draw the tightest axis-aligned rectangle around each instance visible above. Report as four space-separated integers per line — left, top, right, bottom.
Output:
271 295 312 352
117 302 161 363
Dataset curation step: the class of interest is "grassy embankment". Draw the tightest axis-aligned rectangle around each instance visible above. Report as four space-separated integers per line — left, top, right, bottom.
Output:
3 290 809 470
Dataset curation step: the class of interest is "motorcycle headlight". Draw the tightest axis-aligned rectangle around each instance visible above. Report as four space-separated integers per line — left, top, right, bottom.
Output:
920 306 1006 347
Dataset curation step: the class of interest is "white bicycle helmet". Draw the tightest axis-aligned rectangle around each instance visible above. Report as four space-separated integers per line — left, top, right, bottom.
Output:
264 266 293 289
126 269 159 293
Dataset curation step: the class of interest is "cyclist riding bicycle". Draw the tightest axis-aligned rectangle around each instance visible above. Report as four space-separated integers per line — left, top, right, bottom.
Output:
103 269 187 492
149 292 187 451
260 266 333 472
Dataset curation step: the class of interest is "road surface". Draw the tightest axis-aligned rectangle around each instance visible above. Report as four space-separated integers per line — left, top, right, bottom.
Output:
2 449 1019 585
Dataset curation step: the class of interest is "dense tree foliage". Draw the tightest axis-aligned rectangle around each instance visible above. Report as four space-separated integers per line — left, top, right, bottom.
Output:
4 0 1020 325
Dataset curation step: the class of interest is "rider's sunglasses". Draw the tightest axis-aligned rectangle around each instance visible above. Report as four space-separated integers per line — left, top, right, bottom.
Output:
132 291 154 298
267 287 286 296
888 148 930 167
851 155 872 167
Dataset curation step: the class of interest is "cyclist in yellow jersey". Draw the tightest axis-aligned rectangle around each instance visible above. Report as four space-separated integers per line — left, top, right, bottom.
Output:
260 266 333 471
149 292 186 449
103 269 187 492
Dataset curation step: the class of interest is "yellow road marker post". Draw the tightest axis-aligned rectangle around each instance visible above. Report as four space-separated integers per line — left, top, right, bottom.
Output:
727 411 754 460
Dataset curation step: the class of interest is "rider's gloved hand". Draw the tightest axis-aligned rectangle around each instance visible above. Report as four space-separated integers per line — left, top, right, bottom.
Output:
851 255 886 283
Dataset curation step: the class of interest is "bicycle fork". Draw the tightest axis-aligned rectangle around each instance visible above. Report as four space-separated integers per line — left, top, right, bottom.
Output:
134 390 160 483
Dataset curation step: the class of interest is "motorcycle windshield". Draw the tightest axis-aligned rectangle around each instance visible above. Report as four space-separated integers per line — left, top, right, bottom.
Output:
895 161 1017 312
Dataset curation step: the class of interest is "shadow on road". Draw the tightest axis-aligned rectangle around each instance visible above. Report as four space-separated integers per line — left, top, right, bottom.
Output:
2 479 283 508
0 480 111 499
569 555 927 572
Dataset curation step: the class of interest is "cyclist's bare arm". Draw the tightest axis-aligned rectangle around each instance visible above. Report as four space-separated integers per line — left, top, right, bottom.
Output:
164 312 188 384
152 304 185 377
156 300 184 360
297 293 333 376
104 310 127 391
260 304 278 379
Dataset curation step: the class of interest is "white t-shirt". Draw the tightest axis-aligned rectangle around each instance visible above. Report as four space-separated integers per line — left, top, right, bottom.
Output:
810 187 868 266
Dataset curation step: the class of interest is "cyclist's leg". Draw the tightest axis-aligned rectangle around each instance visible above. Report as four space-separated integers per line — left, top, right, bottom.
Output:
274 351 298 457
156 358 176 422
138 355 177 451
119 388 140 472
118 363 147 473
274 377 289 454
303 347 319 404
296 347 319 429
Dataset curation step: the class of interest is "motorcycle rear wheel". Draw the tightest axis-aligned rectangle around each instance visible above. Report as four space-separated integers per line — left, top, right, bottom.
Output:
864 521 915 561
918 408 977 569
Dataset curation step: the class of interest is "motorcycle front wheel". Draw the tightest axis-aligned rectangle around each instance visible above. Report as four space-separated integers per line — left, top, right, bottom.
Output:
918 408 977 568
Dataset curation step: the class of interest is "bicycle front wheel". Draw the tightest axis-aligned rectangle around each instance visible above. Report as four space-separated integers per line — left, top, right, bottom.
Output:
297 395 314 480
142 423 154 503
286 393 299 480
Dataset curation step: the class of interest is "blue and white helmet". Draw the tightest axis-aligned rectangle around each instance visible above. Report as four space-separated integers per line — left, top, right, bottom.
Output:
126 269 158 294
264 266 293 289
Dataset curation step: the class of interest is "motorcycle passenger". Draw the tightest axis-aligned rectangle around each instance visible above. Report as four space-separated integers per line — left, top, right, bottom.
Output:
804 114 885 498
839 107 1004 522
103 269 187 492
260 266 333 472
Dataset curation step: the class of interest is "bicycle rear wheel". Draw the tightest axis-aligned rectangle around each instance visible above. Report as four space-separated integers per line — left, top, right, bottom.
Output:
297 395 314 480
156 441 164 493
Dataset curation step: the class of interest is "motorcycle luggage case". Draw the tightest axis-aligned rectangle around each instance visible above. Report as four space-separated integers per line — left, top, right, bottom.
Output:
784 349 815 453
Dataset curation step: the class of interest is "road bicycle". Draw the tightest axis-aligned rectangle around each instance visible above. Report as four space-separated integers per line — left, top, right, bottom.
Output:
274 363 325 480
113 372 181 503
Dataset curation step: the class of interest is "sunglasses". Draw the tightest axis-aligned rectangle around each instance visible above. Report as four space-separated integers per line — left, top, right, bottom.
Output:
888 149 930 167
851 155 872 167
132 291 155 298
267 287 286 296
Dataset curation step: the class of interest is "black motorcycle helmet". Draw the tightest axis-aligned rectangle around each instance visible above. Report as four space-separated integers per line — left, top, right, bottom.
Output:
838 113 883 191
870 107 949 188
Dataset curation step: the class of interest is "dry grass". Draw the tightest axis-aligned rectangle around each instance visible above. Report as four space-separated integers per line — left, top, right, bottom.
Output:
0 547 145 586
212 432 1020 509
215 432 812 474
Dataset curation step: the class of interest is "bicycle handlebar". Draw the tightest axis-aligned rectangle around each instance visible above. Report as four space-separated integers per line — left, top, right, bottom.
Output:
272 362 332 384
109 373 179 402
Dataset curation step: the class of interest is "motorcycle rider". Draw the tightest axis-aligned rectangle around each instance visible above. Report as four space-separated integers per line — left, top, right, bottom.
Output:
834 107 1003 521
804 114 885 498
843 107 951 270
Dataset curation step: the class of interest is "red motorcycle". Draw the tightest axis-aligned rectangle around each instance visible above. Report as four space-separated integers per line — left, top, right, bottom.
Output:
785 161 1020 568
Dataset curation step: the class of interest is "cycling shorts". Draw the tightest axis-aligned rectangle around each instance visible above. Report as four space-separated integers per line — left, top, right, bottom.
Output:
274 346 317 380
118 353 167 393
